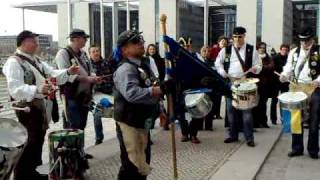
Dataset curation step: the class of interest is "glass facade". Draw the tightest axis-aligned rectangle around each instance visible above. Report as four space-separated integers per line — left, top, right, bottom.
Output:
208 5 236 45
292 0 319 44
178 2 204 51
89 2 139 57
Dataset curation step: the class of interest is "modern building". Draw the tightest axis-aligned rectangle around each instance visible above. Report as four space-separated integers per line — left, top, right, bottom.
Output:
0 34 54 57
12 0 320 57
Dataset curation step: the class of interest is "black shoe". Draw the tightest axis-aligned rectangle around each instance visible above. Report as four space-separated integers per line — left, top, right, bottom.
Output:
271 120 277 125
85 153 94 159
224 138 238 143
288 151 303 157
309 153 319 159
215 115 222 119
247 141 255 147
181 135 189 142
95 139 103 145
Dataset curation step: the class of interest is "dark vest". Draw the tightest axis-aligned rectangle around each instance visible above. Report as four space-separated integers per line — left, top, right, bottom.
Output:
223 44 254 75
59 47 93 105
113 59 159 129
294 45 320 80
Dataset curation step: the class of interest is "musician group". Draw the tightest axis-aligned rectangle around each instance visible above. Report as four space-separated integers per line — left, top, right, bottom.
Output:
1 24 319 180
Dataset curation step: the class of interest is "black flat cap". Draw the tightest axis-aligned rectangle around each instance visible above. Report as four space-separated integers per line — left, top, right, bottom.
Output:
233 26 246 35
298 27 313 40
117 30 143 47
16 30 39 47
69 28 90 38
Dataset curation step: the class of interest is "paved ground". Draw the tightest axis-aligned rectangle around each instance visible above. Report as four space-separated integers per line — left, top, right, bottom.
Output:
256 131 320 180
85 120 243 180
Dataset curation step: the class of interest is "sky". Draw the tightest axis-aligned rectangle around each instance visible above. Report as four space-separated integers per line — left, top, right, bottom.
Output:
0 0 58 41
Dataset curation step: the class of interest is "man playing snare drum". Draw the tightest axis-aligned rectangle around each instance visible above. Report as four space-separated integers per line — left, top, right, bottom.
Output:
215 26 262 147
280 27 320 159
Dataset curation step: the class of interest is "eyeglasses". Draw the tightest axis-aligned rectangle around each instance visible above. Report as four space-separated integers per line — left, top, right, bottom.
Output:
233 35 244 39
259 46 266 49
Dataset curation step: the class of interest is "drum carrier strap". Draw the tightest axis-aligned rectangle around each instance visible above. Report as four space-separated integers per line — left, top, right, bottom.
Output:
224 44 254 74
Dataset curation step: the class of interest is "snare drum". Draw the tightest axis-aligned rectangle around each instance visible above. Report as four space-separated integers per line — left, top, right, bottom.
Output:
278 92 308 134
278 91 308 110
48 129 88 179
0 118 27 180
289 83 315 97
184 92 212 118
231 82 258 110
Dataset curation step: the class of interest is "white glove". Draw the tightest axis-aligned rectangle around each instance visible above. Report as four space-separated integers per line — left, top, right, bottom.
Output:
279 74 289 83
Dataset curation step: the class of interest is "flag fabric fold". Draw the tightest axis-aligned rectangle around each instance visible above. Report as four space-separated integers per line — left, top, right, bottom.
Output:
162 35 232 97
281 109 302 134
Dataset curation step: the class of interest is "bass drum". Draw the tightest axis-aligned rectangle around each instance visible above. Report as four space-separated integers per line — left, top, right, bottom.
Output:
0 118 27 180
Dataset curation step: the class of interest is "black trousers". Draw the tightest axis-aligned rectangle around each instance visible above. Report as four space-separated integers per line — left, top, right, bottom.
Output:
176 110 201 138
116 123 151 180
292 88 320 156
253 93 269 127
14 105 46 179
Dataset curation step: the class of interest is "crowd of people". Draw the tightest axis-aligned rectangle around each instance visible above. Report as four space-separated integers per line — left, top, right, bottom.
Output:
1 24 319 180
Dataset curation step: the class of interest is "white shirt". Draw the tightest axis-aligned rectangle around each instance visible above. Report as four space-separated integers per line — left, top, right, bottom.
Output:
2 49 69 102
215 44 262 78
281 46 320 83
148 56 159 78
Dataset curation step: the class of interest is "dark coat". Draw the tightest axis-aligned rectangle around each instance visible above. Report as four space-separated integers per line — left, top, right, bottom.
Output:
257 54 277 97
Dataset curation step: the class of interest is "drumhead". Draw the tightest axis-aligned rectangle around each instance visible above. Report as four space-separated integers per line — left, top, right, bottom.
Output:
0 118 27 148
278 92 308 103
185 93 204 107
231 82 257 92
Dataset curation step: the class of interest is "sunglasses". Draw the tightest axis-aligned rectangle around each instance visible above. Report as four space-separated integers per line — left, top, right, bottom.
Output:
233 35 244 39
126 31 144 44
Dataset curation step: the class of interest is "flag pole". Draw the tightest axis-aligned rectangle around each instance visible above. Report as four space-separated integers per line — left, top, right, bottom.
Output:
160 14 178 180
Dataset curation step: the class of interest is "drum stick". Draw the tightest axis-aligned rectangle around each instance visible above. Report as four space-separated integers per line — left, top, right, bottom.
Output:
160 14 178 180
273 71 297 86
12 106 30 113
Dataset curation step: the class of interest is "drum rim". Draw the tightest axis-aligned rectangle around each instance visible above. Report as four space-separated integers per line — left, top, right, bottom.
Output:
185 93 206 107
278 92 308 103
0 118 27 148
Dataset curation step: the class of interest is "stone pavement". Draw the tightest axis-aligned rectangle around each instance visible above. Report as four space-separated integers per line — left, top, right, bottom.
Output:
85 120 243 180
257 130 320 180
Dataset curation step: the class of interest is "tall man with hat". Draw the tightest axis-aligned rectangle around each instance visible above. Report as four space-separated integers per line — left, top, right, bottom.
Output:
55 29 102 132
215 26 262 147
113 30 172 179
2 30 80 179
280 27 320 159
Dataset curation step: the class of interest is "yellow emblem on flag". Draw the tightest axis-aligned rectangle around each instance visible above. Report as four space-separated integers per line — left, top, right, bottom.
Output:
290 110 302 134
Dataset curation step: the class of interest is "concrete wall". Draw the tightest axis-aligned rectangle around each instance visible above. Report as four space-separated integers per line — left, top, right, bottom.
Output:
236 0 257 46
57 4 68 48
158 0 178 56
139 0 156 47
57 2 90 49
261 0 285 50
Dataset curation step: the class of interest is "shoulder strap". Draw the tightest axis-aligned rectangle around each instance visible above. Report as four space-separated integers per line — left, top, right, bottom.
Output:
233 46 247 71
223 45 232 73
14 53 46 78
63 47 76 65
245 44 254 70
